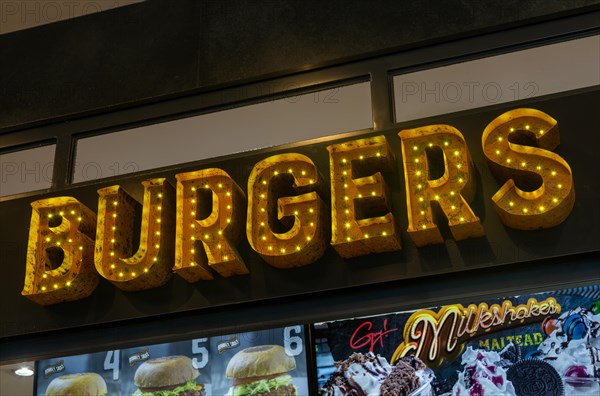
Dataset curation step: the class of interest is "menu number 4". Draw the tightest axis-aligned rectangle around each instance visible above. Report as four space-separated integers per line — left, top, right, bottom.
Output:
104 350 120 380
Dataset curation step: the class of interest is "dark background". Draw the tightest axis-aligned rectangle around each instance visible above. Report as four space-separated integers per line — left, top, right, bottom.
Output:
1 89 599 338
1 0 599 369
1 0 600 131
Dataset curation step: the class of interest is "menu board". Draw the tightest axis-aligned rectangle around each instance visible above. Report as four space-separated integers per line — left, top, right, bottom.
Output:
313 285 600 396
36 325 308 395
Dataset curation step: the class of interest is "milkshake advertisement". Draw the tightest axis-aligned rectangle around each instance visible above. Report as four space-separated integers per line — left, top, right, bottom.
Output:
313 285 600 396
35 325 308 395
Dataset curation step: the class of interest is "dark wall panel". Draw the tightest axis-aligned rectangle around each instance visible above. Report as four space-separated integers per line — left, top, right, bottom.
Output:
1 89 598 341
1 0 599 131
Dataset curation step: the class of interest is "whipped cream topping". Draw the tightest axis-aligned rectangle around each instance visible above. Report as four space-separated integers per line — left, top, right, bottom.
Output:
451 347 516 396
537 307 600 395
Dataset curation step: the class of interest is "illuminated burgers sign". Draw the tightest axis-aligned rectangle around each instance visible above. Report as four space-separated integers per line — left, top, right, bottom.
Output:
22 109 575 305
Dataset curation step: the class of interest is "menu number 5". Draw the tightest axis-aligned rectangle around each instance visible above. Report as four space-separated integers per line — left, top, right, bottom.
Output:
192 338 209 369
103 350 120 380
284 326 303 356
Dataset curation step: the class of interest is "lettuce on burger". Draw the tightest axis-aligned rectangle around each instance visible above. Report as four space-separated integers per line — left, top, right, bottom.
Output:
133 356 204 396
226 345 297 396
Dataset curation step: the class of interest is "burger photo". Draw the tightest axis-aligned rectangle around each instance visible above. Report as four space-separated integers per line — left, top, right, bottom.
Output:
133 355 204 396
45 372 107 396
225 345 297 396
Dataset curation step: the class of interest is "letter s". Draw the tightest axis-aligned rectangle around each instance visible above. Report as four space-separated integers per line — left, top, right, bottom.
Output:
482 108 575 230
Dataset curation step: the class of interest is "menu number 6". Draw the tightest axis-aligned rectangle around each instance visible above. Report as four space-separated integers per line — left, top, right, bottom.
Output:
284 326 303 356
192 338 209 369
103 350 120 381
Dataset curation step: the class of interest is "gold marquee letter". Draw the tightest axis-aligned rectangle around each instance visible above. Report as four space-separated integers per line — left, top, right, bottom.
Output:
399 125 484 247
328 136 401 258
175 169 248 282
95 179 174 291
22 197 98 305
482 108 575 229
247 153 328 268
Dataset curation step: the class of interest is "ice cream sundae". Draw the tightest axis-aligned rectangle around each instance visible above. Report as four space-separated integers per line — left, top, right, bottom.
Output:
319 352 433 396
451 347 516 396
535 307 600 395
